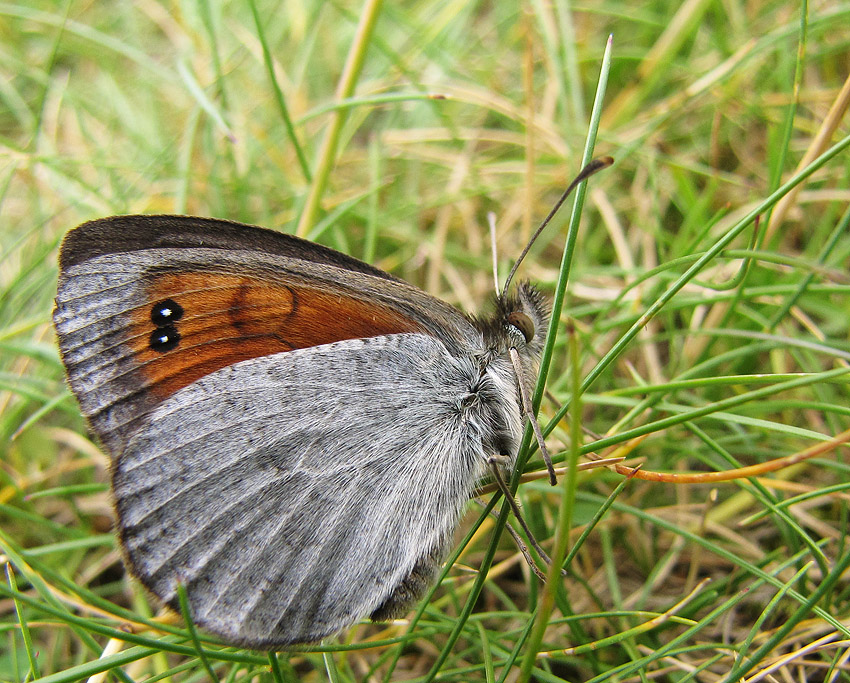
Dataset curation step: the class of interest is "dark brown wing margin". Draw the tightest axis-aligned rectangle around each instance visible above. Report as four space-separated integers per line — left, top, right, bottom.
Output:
59 215 401 282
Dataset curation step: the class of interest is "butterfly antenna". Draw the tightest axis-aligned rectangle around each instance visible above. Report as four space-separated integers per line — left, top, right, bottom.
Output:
501 156 613 296
487 212 500 295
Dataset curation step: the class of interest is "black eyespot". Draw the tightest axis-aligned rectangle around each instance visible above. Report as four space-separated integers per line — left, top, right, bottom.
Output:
151 299 184 325
150 325 180 352
507 311 535 343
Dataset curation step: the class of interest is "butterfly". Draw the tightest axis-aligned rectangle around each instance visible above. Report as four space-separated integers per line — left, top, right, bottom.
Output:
53 159 610 648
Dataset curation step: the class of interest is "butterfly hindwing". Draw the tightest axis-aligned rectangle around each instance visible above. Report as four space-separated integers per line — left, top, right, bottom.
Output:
112 333 488 647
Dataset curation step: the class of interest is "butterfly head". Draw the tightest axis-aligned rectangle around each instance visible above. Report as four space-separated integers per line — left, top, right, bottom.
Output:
477 281 550 360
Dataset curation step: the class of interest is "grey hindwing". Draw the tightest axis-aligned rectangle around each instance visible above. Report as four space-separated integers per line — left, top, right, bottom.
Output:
112 333 491 647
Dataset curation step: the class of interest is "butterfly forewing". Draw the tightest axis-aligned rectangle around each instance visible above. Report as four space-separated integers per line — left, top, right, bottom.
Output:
54 217 479 454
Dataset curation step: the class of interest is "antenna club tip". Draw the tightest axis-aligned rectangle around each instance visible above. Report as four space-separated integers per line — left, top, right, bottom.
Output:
586 156 614 173
576 156 615 182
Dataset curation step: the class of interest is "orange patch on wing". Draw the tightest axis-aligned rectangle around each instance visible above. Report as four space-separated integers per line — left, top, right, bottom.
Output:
128 272 423 399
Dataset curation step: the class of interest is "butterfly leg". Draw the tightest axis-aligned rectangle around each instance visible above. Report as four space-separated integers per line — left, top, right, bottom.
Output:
472 498 547 582
486 457 565 578
509 347 557 485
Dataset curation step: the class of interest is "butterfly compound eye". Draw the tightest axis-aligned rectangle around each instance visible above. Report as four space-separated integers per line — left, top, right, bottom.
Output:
507 311 535 344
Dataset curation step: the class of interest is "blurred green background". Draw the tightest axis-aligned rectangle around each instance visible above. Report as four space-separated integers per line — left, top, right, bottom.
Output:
2 1 850 681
